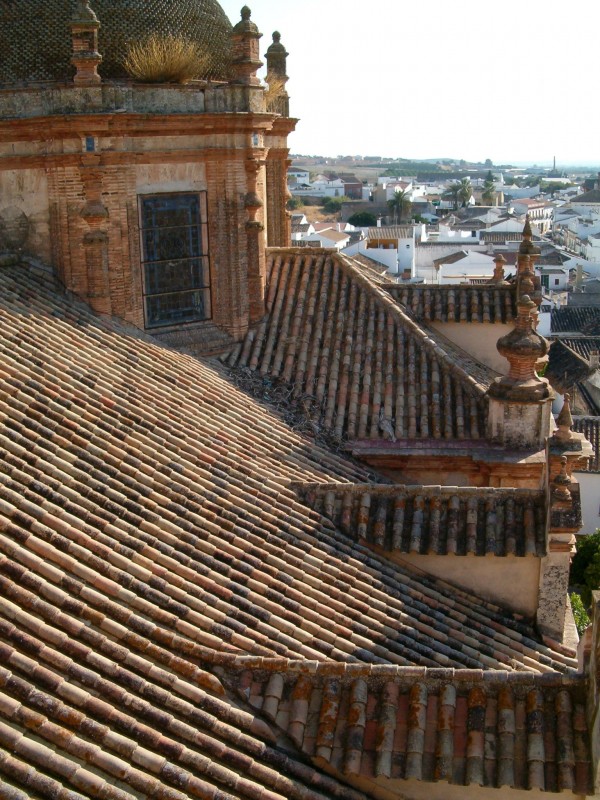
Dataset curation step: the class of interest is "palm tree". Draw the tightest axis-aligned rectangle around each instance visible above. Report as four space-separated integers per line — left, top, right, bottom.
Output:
482 170 496 204
458 178 472 208
387 189 411 224
443 182 461 211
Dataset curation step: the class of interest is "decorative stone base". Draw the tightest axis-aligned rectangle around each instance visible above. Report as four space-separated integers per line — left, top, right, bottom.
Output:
487 396 553 449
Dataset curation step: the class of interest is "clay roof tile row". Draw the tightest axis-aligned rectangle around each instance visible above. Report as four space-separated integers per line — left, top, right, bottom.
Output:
296 483 547 557
226 250 494 442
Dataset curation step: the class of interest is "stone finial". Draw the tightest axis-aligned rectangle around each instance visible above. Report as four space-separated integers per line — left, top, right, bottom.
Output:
555 393 574 442
493 253 506 284
72 0 99 23
70 0 102 86
265 30 289 116
519 254 535 297
517 215 542 304
231 6 262 85
552 456 572 502
487 294 551 403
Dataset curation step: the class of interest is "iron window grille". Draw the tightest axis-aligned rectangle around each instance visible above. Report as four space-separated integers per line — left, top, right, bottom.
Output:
139 193 211 329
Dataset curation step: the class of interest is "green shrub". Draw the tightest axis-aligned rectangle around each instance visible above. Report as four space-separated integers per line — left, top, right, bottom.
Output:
348 211 377 227
570 592 591 635
571 530 600 606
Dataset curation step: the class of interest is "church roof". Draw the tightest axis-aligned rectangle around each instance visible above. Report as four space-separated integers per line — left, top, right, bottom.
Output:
0 0 233 85
0 261 590 797
225 250 495 442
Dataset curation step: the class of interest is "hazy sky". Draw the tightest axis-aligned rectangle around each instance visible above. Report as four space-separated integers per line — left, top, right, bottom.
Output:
220 0 599 166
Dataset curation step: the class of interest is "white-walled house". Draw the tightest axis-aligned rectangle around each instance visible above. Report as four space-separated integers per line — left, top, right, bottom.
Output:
538 266 569 292
509 199 553 233
571 417 600 535
300 228 352 250
342 225 415 276
433 250 497 284
287 168 310 185
290 178 346 198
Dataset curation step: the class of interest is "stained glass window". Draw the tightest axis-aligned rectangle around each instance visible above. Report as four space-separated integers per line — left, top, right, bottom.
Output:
139 193 211 328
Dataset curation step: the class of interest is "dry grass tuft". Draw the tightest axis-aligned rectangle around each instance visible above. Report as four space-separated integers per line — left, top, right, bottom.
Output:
264 76 287 112
123 33 209 84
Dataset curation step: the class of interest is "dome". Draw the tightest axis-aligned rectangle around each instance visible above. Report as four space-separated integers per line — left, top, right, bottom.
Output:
0 0 233 85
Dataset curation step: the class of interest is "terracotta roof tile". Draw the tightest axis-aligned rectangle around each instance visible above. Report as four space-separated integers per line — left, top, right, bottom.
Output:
387 283 517 323
296 483 547 557
226 250 492 441
232 663 592 795
572 417 600 472
551 306 600 334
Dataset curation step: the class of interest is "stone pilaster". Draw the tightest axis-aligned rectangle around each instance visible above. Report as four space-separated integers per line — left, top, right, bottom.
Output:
79 158 111 314
70 0 102 86
205 157 249 340
265 147 291 247
244 153 267 322
537 398 594 641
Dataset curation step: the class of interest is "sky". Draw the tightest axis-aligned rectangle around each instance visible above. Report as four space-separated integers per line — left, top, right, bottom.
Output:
220 0 600 167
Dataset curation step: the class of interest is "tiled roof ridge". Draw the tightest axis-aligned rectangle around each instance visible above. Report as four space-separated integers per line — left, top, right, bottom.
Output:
295 481 543 499
334 253 493 392
234 663 592 795
215 656 584 685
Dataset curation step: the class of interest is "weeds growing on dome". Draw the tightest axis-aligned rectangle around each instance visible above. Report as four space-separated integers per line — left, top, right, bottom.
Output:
122 33 209 83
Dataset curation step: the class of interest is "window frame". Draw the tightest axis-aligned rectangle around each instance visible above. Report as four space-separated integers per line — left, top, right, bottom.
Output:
138 191 212 330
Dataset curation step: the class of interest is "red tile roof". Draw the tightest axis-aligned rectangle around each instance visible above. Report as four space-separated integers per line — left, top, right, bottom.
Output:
0 262 589 797
225 250 493 441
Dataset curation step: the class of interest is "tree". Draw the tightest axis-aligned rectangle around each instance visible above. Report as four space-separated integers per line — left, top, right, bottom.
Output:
458 178 472 207
482 171 496 205
570 530 600 607
387 189 411 223
287 196 304 210
443 182 461 211
347 211 377 227
321 195 349 214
